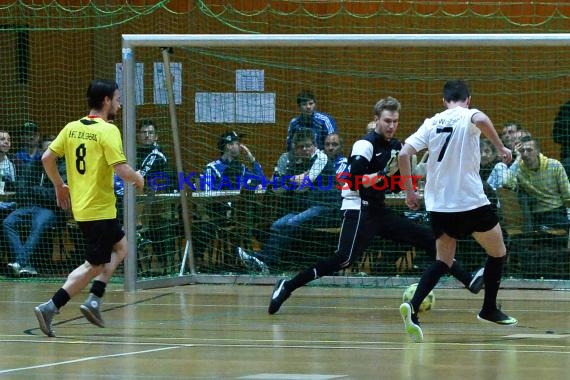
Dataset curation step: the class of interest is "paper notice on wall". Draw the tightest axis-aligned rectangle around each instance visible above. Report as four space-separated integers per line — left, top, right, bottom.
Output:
195 92 236 123
115 62 144 105
153 62 182 105
236 92 275 123
236 69 264 92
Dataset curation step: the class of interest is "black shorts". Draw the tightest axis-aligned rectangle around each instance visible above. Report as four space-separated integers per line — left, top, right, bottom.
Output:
76 219 125 265
430 205 499 239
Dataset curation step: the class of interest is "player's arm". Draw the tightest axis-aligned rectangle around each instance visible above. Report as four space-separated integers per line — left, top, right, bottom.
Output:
347 140 381 189
398 143 420 210
41 148 70 210
472 111 512 165
114 163 144 191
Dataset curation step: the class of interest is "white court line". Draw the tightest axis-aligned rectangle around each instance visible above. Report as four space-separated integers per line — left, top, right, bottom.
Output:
0 345 191 375
3 336 570 351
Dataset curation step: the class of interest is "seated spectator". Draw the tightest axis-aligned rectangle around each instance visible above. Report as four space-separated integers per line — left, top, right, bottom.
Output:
500 121 520 151
193 131 263 268
323 133 348 174
552 100 570 175
5 136 67 276
286 89 337 151
0 130 16 197
0 130 16 260
237 128 340 273
13 121 42 172
509 136 570 233
114 120 174 275
202 131 263 191
480 138 515 192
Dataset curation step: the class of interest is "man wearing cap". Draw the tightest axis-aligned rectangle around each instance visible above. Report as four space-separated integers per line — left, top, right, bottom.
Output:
194 131 264 267
286 89 337 151
202 131 264 191
14 121 42 170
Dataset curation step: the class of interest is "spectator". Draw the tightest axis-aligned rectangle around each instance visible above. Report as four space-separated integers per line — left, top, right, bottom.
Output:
114 119 172 275
202 131 263 191
500 121 520 150
552 100 570 171
194 131 264 267
0 130 16 193
510 136 570 233
480 138 514 192
237 128 340 273
0 130 16 258
366 120 376 133
14 121 41 171
323 133 348 174
115 119 169 197
5 136 67 277
286 89 337 150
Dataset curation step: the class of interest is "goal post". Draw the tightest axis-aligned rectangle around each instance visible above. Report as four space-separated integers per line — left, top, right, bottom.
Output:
121 33 570 291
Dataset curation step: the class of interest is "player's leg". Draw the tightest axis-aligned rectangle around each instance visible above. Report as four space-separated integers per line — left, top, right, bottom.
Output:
80 220 127 328
268 208 375 314
379 211 482 292
399 234 455 343
472 223 518 325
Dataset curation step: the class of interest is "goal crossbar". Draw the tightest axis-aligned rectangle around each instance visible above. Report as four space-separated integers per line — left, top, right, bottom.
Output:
123 33 570 48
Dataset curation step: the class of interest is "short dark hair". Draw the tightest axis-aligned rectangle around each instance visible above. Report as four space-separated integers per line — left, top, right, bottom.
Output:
86 79 119 110
292 128 316 146
502 121 520 131
519 135 540 151
443 80 470 103
296 89 316 105
139 119 156 130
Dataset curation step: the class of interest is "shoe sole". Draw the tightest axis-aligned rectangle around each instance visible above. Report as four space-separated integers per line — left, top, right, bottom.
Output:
80 305 105 328
476 314 518 326
34 307 55 337
399 303 423 343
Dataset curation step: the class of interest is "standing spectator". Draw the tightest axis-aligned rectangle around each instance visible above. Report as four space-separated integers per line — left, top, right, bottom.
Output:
398 80 517 343
552 100 570 172
34 79 144 337
266 97 483 316
286 90 337 151
5 136 67 277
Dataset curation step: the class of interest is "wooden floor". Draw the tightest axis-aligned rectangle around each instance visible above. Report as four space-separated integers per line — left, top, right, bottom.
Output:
1 282 570 379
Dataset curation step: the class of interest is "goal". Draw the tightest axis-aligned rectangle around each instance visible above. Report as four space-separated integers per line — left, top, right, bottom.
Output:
121 33 570 291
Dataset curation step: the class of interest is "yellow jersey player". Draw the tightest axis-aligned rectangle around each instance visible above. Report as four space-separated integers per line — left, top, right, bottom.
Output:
34 79 144 337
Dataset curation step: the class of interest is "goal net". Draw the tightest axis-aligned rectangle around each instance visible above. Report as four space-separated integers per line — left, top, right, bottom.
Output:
122 33 570 290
